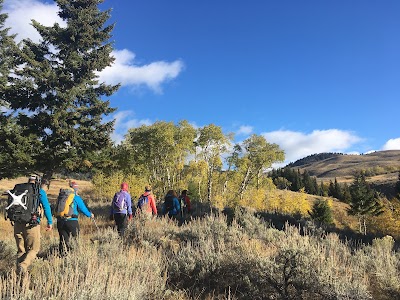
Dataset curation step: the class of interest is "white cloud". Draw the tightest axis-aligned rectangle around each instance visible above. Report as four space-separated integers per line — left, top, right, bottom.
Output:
262 129 362 167
4 0 184 93
382 138 400 150
108 110 152 144
4 0 64 42
98 49 184 93
236 125 253 136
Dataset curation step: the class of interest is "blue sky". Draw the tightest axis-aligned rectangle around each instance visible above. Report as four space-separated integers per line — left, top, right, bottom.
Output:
3 0 400 166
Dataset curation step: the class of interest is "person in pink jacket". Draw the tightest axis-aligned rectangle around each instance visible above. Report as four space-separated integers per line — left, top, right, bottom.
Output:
136 185 157 216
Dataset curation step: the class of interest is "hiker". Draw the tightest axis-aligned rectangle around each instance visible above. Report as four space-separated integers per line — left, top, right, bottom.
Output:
56 180 94 256
179 190 192 218
162 190 180 220
110 182 132 236
7 175 53 275
136 185 158 216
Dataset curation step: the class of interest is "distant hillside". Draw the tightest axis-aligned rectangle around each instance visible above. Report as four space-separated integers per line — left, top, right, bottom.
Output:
288 152 344 167
287 150 400 198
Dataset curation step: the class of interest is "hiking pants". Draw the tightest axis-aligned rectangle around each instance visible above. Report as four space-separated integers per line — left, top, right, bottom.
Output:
14 222 41 273
114 213 127 236
57 218 79 255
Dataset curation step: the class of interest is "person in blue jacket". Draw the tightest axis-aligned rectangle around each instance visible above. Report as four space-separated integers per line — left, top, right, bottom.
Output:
57 181 94 256
162 190 180 220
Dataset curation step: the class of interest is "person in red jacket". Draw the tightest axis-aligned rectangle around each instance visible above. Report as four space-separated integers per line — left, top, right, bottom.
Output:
136 185 157 216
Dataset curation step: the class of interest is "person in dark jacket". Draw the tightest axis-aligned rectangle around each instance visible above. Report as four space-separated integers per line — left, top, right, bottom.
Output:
162 190 180 219
57 181 94 256
110 182 132 236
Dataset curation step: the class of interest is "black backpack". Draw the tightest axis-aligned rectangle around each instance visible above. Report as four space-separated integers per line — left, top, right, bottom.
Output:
6 182 40 224
164 195 174 212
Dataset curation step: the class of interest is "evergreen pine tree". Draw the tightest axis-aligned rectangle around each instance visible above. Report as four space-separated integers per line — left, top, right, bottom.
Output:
312 177 319 196
341 183 351 203
303 170 316 194
0 1 39 179
319 181 328 197
309 199 333 225
4 0 118 177
0 0 14 105
334 177 343 200
348 172 384 235
328 180 335 197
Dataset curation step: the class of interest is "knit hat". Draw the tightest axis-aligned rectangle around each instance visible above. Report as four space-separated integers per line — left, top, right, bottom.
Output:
70 181 78 189
121 182 128 191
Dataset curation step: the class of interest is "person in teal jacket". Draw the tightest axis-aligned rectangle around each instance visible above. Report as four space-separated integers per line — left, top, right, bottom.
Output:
56 181 94 256
13 176 52 275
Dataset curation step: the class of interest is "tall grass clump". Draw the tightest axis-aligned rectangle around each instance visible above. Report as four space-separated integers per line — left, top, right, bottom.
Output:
363 235 400 299
0 240 15 277
0 227 167 300
143 210 372 299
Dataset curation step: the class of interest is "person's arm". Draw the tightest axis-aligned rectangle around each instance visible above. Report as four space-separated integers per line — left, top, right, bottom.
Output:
74 195 93 218
126 193 133 216
39 189 53 226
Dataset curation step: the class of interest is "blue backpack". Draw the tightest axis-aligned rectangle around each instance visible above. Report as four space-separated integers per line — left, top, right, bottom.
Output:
137 194 149 210
113 191 127 212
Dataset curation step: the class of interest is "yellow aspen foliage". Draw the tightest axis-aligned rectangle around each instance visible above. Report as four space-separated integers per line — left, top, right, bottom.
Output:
367 198 400 239
265 189 310 216
265 189 283 212
240 188 268 211
92 172 147 201
213 194 227 210
291 188 311 215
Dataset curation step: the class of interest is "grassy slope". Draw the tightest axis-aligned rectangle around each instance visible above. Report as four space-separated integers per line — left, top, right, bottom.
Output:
293 150 400 182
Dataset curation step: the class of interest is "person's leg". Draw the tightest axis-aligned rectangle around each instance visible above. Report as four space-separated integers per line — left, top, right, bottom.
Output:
114 213 127 236
64 220 79 251
18 224 40 272
14 222 26 273
67 220 79 237
57 218 69 256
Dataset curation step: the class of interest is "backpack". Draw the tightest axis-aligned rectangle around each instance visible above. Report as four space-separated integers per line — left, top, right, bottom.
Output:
6 182 40 224
164 195 174 212
179 196 187 208
113 191 127 212
137 194 149 211
55 188 76 218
